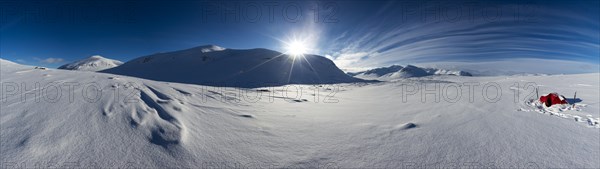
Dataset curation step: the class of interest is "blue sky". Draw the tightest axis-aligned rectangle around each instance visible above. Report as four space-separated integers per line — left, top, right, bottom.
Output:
0 0 598 73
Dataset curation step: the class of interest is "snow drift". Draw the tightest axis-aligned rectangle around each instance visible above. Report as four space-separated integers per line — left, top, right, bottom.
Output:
58 55 123 71
103 45 364 87
1 59 598 168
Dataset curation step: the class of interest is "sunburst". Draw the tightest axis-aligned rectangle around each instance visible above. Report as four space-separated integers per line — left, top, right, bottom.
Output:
284 39 308 57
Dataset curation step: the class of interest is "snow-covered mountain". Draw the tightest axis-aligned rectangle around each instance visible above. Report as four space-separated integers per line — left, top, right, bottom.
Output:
388 65 430 78
352 65 472 80
103 45 365 87
347 65 403 77
424 68 473 76
58 55 123 71
1 59 598 168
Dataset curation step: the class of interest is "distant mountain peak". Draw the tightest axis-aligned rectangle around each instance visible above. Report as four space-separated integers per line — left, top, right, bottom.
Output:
350 64 472 80
347 65 404 77
58 55 123 71
403 65 419 68
89 55 105 59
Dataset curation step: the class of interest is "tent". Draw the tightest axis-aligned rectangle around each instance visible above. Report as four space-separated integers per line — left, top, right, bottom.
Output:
539 93 568 107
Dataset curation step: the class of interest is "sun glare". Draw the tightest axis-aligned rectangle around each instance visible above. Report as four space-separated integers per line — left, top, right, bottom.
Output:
285 40 308 57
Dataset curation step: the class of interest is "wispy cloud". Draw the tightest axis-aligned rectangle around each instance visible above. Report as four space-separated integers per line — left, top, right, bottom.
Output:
333 52 370 68
318 2 599 70
35 57 65 64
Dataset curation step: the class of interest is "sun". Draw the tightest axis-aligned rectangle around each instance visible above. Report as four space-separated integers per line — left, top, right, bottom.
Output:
285 40 308 57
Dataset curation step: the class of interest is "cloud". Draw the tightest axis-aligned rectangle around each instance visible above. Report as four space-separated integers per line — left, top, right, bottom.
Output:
330 52 370 68
337 52 369 60
318 1 599 71
37 57 65 64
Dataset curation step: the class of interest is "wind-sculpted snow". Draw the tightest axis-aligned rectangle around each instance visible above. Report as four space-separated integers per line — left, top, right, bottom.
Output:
1 60 599 168
138 88 184 148
102 45 365 88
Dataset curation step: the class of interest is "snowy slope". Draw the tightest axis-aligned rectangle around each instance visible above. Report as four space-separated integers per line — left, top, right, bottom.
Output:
103 45 364 87
58 55 123 71
353 65 472 81
1 58 34 74
1 60 598 168
1 58 23 71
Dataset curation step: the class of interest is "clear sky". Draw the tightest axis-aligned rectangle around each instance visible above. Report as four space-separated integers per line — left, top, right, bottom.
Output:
0 0 598 72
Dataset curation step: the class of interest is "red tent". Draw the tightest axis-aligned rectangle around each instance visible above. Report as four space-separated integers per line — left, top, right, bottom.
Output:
539 93 568 107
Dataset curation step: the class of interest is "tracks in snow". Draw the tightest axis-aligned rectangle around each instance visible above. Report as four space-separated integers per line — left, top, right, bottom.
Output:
519 99 599 128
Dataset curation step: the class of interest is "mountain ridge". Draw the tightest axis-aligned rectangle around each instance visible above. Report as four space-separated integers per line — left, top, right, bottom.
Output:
58 55 123 71
350 64 472 80
102 45 367 87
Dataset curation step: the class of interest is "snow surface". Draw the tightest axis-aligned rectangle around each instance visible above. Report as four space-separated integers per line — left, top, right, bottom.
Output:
352 65 472 81
1 60 598 168
102 45 364 88
58 55 123 71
